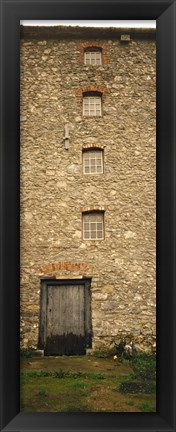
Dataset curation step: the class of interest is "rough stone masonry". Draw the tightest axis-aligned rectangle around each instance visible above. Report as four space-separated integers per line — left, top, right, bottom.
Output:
20 26 156 353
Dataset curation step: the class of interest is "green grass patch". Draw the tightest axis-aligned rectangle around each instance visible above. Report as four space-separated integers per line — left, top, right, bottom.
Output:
92 347 117 358
21 369 105 380
139 401 156 412
130 353 156 381
36 389 48 398
68 380 89 390
20 348 34 358
119 353 156 395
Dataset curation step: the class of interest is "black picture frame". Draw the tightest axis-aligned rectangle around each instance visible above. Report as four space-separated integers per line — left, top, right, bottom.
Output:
0 0 176 431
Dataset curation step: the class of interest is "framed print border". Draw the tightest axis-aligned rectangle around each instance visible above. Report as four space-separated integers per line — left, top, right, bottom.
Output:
0 0 176 431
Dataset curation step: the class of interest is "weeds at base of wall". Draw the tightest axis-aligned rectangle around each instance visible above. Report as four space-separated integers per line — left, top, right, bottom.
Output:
91 347 117 358
20 348 34 358
20 347 43 358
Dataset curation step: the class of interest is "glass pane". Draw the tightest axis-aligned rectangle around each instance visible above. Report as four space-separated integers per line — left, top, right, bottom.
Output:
91 159 96 165
97 230 103 239
84 215 89 222
96 214 103 221
97 166 102 173
90 215 97 222
84 159 89 166
84 231 90 239
97 223 102 230
91 223 96 230
91 231 96 239
84 223 89 230
84 167 90 173
91 166 96 173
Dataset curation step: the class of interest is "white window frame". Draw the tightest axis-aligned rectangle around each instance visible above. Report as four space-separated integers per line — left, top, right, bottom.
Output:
83 95 102 117
84 50 102 65
83 212 104 240
83 149 103 175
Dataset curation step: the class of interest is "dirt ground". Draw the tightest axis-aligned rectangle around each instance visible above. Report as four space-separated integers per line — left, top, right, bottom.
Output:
20 355 156 412
21 355 131 374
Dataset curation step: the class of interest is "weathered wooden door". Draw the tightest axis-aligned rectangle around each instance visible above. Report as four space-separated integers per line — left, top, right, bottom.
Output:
45 284 86 355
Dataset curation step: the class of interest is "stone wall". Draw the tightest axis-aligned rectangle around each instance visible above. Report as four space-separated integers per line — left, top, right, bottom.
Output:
20 26 156 352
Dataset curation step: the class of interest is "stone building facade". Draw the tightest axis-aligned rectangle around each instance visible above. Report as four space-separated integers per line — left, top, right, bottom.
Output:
20 26 156 354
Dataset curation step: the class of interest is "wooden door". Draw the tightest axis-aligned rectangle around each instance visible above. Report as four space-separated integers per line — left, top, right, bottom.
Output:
45 284 86 355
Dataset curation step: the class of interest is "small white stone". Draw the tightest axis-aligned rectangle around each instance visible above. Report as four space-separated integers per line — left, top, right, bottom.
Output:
80 243 86 249
75 116 82 122
124 231 137 239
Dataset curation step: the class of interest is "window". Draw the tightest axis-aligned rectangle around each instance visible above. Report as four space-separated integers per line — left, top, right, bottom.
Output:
83 93 102 117
84 50 102 65
83 149 103 174
83 212 104 240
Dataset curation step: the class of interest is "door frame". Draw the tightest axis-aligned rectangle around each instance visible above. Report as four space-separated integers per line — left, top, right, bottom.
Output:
38 277 92 353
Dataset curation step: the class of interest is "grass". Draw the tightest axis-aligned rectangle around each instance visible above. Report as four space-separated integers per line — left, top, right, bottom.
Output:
20 348 34 358
20 354 156 412
21 369 105 380
119 353 156 395
139 401 156 412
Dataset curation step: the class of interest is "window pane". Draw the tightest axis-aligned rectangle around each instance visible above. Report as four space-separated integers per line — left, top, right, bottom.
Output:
84 223 89 230
97 166 102 172
97 223 102 230
90 215 97 222
91 231 96 239
84 215 89 222
97 230 103 239
84 231 90 239
90 223 96 230
96 214 103 221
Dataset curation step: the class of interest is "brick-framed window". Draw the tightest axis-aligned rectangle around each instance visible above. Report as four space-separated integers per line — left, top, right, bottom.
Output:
83 149 103 174
82 211 104 240
83 92 102 117
84 48 102 65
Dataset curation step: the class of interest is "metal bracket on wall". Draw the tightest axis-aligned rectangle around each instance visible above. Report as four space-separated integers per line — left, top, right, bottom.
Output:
64 124 70 149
